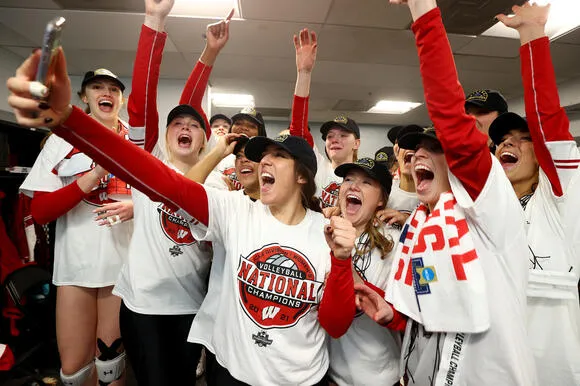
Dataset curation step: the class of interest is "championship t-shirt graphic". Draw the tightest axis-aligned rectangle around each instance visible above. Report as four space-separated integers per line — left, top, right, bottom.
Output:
320 181 341 208
237 244 324 329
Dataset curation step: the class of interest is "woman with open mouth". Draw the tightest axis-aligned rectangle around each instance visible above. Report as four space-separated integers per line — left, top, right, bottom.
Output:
354 0 537 385
7 39 363 386
18 45 133 386
326 157 406 386
488 3 580 384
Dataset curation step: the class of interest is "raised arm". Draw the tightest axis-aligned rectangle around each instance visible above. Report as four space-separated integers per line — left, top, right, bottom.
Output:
180 10 233 139
399 0 491 200
497 3 577 196
185 133 240 183
127 0 172 152
289 29 317 147
7 49 210 227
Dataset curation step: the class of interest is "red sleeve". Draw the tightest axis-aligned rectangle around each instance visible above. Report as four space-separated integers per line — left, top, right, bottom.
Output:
53 106 209 226
289 95 314 147
30 182 85 225
179 60 212 139
363 281 407 331
412 8 491 201
318 253 356 338
520 37 573 197
127 25 167 153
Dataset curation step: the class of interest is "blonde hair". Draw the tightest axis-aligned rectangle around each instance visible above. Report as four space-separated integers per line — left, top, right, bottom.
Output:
354 189 394 259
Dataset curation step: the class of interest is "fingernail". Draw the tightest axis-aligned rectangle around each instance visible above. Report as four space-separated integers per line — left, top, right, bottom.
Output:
32 47 41 54
44 117 53 124
38 102 50 110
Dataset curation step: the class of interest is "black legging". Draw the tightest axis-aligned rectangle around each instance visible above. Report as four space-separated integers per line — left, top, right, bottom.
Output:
119 301 202 386
205 351 329 386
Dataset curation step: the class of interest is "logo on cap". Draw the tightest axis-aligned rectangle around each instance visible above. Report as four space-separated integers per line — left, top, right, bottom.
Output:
356 158 375 170
333 114 348 124
93 68 117 78
241 106 258 117
466 90 488 103
274 134 289 143
375 152 388 162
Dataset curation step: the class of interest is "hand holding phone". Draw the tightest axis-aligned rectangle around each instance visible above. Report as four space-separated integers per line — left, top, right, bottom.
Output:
31 16 65 99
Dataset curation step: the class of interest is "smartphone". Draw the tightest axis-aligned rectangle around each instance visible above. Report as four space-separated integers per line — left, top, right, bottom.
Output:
35 16 66 89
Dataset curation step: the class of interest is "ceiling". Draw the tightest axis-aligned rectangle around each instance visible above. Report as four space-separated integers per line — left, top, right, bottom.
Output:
1 0 580 127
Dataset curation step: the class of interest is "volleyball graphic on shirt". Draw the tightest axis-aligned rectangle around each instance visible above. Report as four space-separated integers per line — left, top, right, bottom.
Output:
157 203 196 245
237 244 323 329
320 181 341 208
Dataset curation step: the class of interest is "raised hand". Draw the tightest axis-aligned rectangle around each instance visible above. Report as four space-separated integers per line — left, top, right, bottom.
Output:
354 283 394 325
375 208 409 227
205 9 234 53
389 0 437 22
497 2 549 30
294 28 317 73
322 206 341 219
145 0 175 19
7 48 72 129
324 216 357 260
215 132 244 158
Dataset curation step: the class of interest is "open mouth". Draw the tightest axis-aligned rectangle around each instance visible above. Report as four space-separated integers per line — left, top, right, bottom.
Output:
499 151 518 170
404 152 414 164
345 193 362 215
261 172 275 192
240 167 254 175
98 99 113 112
415 164 434 191
177 134 192 148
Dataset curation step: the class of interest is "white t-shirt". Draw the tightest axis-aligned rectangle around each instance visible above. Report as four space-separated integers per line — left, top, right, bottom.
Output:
329 225 402 386
20 133 133 287
314 145 342 209
216 154 242 190
388 158 537 386
187 188 332 386
387 179 419 214
524 140 580 385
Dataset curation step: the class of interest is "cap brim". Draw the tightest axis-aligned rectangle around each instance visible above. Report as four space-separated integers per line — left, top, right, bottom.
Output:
210 114 231 125
334 163 392 194
387 126 402 144
83 75 125 92
231 113 262 128
398 132 439 151
320 121 353 139
167 105 207 132
244 137 286 163
233 135 250 155
489 112 528 145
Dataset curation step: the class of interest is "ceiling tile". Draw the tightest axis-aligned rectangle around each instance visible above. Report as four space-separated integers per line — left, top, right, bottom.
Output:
240 0 332 23
0 1 60 9
326 0 412 29
456 35 521 58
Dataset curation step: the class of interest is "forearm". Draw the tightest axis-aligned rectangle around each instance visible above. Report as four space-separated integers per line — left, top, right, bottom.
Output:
30 182 86 224
318 253 356 338
412 8 490 200
185 147 224 183
128 25 166 152
179 60 212 138
53 106 210 225
289 95 314 147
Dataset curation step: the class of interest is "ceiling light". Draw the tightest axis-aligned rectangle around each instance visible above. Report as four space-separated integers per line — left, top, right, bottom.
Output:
212 93 254 108
172 0 242 19
482 0 580 41
368 100 422 114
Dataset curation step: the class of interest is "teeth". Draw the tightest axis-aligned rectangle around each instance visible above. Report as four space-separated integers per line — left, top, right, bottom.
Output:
501 151 517 158
261 172 273 178
415 164 431 172
99 100 113 106
241 168 252 174
346 194 360 200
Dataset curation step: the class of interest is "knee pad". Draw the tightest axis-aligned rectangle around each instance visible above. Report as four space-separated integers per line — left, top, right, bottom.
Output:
60 362 94 386
95 338 126 386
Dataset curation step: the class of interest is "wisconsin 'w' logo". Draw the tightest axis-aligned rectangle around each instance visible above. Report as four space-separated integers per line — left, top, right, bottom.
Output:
261 306 280 320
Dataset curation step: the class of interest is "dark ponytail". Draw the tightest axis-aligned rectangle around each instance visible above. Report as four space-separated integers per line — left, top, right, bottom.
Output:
295 162 321 213
77 89 91 114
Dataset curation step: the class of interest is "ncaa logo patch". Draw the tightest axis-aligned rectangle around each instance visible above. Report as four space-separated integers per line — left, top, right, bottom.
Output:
157 204 196 246
237 244 323 329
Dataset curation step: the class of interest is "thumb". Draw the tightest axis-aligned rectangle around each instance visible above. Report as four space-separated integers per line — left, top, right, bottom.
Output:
54 47 68 82
495 13 511 25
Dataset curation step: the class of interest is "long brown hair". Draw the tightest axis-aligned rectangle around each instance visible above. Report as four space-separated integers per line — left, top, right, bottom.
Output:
355 189 394 260
295 162 321 213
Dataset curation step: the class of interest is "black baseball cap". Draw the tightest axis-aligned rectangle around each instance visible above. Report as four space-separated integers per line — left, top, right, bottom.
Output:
335 157 393 195
320 114 360 140
488 112 529 146
81 68 125 92
396 125 424 142
465 89 508 114
210 113 232 126
166 104 207 132
233 135 250 155
231 107 267 137
398 127 441 152
374 146 394 164
387 125 403 144
245 134 317 176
